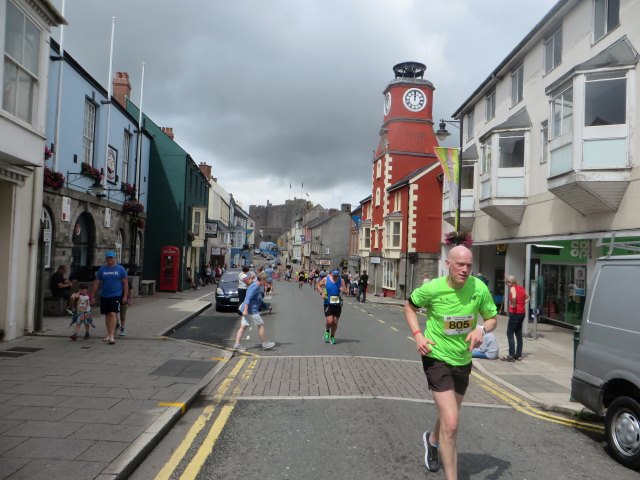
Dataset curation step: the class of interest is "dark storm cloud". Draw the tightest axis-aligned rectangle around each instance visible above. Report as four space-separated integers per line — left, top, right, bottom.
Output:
50 0 556 209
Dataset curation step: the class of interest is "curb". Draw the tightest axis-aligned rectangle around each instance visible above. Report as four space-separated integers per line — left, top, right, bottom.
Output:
101 336 231 479
155 301 212 337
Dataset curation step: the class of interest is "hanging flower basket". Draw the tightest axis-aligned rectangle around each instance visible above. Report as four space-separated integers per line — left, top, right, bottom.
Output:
123 200 144 215
444 231 473 248
44 146 53 161
43 167 64 190
129 216 145 229
121 182 136 197
80 162 103 182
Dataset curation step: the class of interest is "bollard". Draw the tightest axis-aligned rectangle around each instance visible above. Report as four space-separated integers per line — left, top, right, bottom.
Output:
573 325 581 367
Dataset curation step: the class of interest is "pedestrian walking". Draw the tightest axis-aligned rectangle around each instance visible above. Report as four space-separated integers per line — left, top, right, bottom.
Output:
69 286 95 340
91 251 129 345
233 271 275 351
316 269 347 344
357 270 369 302
403 245 497 479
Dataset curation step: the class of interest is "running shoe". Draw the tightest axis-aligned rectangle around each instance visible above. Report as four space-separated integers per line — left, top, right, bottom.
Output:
66 308 75 316
119 328 125 337
330 336 336 345
70 333 77 341
423 431 440 472
262 341 276 350
233 344 246 352
323 330 330 343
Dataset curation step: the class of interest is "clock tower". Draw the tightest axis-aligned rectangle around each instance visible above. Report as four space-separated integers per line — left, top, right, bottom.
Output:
362 61 443 298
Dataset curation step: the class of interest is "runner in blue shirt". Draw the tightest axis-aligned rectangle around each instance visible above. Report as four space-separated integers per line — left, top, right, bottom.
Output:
316 269 347 344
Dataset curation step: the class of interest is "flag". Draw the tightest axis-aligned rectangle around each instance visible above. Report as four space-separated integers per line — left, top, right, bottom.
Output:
434 147 460 208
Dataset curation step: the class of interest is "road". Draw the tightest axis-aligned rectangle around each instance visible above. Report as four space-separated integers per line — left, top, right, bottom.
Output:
130 279 637 479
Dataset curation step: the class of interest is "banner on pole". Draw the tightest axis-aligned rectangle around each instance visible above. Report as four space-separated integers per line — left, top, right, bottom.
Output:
434 147 461 211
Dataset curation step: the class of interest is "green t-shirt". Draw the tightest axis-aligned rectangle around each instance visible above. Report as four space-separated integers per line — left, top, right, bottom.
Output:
410 276 497 366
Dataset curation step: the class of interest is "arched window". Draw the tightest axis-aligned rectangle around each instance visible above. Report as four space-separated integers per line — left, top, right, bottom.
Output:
115 230 123 262
42 208 52 269
375 187 381 206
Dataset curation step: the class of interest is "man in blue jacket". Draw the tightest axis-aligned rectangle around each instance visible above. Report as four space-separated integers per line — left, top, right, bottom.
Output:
233 271 276 352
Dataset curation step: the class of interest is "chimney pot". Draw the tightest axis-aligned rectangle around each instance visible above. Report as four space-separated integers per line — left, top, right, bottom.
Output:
112 71 131 108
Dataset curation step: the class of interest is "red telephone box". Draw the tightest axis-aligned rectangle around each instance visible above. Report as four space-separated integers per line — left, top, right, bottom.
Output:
159 246 180 292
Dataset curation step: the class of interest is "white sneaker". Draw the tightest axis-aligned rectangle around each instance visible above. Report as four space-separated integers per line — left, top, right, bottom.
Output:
233 344 246 352
261 341 275 350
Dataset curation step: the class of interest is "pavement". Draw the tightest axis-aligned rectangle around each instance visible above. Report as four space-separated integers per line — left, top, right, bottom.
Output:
0 286 592 480
0 287 230 480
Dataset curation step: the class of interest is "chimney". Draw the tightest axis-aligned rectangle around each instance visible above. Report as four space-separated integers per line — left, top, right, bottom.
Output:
161 127 174 140
112 72 131 108
341 203 351 213
199 162 212 180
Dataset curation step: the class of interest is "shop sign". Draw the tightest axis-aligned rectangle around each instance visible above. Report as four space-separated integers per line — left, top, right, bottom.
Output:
318 259 331 266
538 240 588 263
370 256 381 264
211 247 221 255
205 222 218 238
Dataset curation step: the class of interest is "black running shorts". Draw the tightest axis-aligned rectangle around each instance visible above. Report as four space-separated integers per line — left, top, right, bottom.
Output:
323 303 342 318
100 296 121 314
421 356 472 395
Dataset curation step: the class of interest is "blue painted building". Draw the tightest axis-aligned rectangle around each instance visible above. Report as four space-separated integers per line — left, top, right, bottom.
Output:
42 39 151 291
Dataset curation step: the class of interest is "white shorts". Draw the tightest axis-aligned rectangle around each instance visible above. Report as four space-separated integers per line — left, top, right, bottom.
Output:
241 313 264 327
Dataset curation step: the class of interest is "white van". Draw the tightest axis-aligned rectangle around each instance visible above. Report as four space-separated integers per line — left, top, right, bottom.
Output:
571 249 640 470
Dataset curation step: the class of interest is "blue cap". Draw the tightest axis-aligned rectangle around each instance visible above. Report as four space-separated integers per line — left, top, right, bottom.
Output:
331 270 340 275
105 251 116 258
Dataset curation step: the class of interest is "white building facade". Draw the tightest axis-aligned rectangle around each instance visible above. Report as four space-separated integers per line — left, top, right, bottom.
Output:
0 0 64 340
449 0 640 328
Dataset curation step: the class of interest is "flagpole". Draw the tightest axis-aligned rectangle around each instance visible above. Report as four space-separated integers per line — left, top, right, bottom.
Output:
102 16 115 187
135 62 145 202
52 0 66 172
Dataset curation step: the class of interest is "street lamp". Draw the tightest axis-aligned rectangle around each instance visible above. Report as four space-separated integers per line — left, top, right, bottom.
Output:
435 118 464 232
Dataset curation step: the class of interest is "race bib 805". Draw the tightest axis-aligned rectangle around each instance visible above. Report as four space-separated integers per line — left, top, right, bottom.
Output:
443 314 473 335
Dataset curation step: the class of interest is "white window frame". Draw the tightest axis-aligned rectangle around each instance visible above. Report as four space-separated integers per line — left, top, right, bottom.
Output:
122 130 132 184
544 28 562 74
550 85 573 140
83 98 96 166
593 0 619 43
485 91 495 121
375 187 381 206
466 111 474 140
372 228 378 248
376 159 382 178
498 133 525 169
393 192 400 212
2 0 41 124
385 220 401 249
362 226 371 249
193 210 201 236
481 143 492 174
511 65 524 107
223 232 231 244
541 122 548 164
42 208 52 269
382 260 396 290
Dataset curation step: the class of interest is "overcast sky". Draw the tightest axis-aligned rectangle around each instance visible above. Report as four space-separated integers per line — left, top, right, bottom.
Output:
50 0 557 211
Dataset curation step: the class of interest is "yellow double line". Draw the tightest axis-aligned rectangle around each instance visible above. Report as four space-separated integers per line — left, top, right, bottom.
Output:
471 370 603 432
155 356 257 480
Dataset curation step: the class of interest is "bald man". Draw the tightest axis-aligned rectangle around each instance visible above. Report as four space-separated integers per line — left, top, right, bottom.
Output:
404 246 498 480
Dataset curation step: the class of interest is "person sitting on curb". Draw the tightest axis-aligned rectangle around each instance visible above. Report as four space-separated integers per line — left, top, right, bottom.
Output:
471 331 499 359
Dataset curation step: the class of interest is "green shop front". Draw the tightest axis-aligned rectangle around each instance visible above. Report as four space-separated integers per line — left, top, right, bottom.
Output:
532 237 639 326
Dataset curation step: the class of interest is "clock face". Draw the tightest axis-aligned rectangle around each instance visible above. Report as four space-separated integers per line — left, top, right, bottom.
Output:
403 88 426 112
384 92 391 115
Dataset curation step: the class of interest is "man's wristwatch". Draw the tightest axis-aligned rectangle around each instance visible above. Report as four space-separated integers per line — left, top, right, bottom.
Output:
478 325 486 335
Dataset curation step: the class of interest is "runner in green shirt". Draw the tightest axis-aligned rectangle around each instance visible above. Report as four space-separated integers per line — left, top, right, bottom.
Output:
404 245 497 480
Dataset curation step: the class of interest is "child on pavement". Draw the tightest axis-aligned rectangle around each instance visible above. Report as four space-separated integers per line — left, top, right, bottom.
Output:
69 286 95 340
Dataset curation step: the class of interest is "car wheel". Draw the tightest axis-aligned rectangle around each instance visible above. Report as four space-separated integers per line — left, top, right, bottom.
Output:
605 396 640 469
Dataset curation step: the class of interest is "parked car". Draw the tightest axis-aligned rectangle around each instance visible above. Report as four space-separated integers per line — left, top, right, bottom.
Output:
571 250 640 470
215 269 241 312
